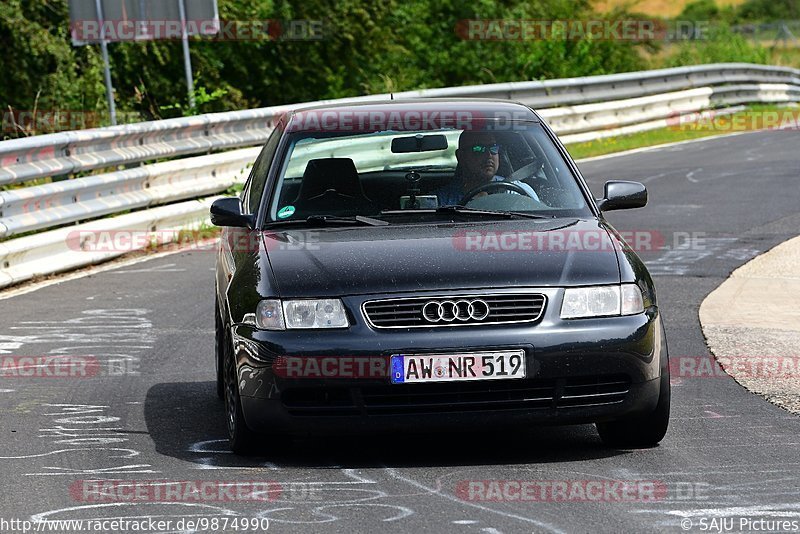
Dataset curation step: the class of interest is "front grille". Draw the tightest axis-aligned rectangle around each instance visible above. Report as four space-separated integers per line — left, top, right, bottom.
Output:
362 293 547 328
281 375 630 416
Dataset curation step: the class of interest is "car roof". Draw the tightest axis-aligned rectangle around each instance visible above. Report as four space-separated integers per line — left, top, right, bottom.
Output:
286 98 541 123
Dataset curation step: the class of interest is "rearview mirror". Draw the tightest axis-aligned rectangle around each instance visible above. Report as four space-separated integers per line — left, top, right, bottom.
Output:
210 197 254 228
391 134 448 153
597 181 647 212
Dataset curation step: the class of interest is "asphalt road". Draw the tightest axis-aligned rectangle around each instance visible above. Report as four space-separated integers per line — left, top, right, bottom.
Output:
1 129 799 534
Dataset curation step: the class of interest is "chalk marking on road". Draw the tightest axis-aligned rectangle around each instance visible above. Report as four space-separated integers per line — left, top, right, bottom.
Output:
0 448 139 459
186 439 283 470
648 236 739 276
14 404 156 477
663 503 800 519
112 263 187 274
5 311 154 371
0 341 24 354
343 468 376 484
10 325 149 329
25 464 156 476
708 476 800 495
191 459 282 471
674 415 741 420
317 503 412 522
657 442 800 450
258 503 414 524
0 240 211 301
686 168 702 183
719 247 763 261
618 466 800 478
639 171 673 184
188 439 231 454
385 467 567 534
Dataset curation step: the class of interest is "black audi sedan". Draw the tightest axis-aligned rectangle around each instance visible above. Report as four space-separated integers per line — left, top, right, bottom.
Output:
211 99 670 454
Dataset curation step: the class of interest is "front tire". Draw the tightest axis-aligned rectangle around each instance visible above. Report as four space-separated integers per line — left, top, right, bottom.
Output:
596 363 670 448
214 300 225 400
222 323 259 455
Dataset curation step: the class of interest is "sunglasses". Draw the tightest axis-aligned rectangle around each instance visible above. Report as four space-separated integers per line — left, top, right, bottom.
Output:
470 143 500 155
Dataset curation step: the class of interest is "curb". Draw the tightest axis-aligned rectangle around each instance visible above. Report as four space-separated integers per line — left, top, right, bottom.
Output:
699 235 800 414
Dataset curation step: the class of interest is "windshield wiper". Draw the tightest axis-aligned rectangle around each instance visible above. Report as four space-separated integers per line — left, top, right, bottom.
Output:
264 215 389 228
307 215 389 226
435 205 552 220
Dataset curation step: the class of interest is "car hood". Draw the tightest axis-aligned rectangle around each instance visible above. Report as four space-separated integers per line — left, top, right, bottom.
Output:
264 218 622 297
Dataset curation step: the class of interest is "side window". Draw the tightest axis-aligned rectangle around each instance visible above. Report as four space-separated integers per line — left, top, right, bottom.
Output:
243 127 282 215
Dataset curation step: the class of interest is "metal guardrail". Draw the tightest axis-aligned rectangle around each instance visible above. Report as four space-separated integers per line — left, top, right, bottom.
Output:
2 63 797 188
1 62 799 289
0 148 259 237
547 83 800 143
0 198 217 288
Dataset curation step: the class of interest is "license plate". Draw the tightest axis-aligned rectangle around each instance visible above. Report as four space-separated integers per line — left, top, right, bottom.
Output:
390 350 526 384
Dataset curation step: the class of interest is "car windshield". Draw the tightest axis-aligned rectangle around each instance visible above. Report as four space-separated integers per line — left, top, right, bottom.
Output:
266 119 592 223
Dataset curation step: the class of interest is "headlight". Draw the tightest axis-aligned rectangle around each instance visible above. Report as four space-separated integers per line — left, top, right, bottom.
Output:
560 284 644 319
255 300 285 330
284 299 349 329
255 299 349 330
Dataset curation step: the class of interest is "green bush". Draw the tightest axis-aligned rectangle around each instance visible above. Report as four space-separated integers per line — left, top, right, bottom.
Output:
3 0 794 138
680 0 722 21
737 0 799 22
1 0 647 134
663 24 769 67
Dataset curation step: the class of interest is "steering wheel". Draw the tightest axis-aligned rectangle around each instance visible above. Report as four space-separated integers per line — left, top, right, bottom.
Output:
459 181 536 205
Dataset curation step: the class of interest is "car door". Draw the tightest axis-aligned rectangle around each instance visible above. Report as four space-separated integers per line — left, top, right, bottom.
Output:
217 126 283 314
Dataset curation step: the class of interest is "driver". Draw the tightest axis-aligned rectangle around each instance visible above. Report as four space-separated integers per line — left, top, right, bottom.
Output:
435 131 539 206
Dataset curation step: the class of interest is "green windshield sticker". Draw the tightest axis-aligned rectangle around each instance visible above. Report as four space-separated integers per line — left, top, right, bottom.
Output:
277 205 296 219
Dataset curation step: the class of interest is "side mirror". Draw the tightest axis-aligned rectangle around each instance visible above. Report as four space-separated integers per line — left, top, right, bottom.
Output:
597 181 647 212
210 197 254 228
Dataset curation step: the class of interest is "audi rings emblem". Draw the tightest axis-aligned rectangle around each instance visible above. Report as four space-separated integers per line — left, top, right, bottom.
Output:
422 299 490 323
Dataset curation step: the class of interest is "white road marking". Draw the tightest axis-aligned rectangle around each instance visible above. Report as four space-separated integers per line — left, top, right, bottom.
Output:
112 263 187 274
686 168 702 183
664 503 800 519
0 239 213 301
0 448 138 459
385 467 567 533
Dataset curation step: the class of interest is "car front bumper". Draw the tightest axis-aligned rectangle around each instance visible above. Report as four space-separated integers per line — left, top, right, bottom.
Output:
229 293 667 436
